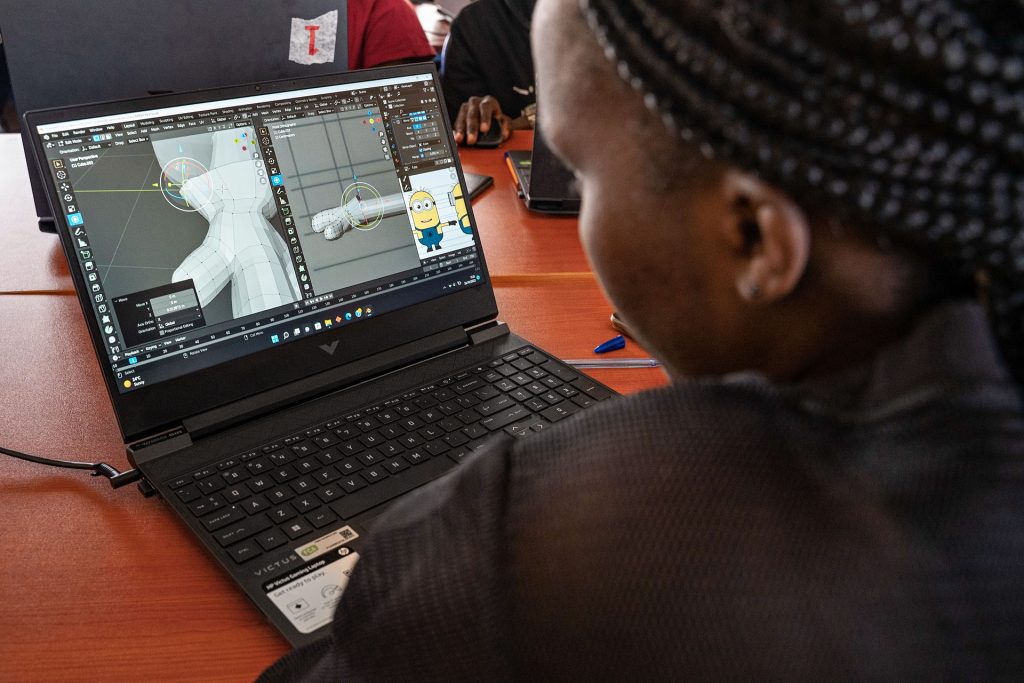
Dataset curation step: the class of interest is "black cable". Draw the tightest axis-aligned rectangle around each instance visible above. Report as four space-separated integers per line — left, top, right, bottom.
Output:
1 445 142 488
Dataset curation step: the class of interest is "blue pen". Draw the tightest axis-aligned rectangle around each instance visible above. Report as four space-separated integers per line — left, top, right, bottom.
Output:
594 335 626 354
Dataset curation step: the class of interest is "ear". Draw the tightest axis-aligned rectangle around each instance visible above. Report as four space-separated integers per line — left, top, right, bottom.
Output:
721 170 811 304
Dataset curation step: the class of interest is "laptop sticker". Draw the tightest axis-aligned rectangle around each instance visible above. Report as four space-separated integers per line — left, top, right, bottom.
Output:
289 10 339 66
265 549 360 634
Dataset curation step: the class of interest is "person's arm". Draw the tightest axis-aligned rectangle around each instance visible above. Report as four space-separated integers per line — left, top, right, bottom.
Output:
257 442 516 681
441 9 522 145
350 0 435 70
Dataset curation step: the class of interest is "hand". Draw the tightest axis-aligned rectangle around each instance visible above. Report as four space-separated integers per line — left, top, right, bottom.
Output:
453 95 512 146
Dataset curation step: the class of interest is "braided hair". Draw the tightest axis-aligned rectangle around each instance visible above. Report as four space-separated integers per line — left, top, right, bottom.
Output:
580 0 1024 381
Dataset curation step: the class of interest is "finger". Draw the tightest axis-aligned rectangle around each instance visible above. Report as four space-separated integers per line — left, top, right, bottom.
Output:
465 97 483 144
498 114 512 142
454 102 469 144
478 96 501 132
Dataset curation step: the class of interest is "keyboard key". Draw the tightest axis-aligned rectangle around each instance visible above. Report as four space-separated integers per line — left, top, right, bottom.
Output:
175 484 201 504
336 457 363 475
188 495 225 517
510 388 533 402
247 475 273 493
334 425 359 440
307 509 339 529
283 519 312 540
379 424 405 440
271 466 298 483
169 476 191 490
290 441 319 457
316 485 343 503
315 449 343 466
403 450 430 466
268 505 297 523
266 486 295 504
289 476 317 494
511 358 533 372
246 458 271 474
571 378 615 401
196 477 226 494
283 434 303 446
313 433 340 448
437 418 463 433
256 529 287 551
357 451 384 467
541 392 564 405
313 467 341 485
462 424 489 440
541 376 564 389
192 466 217 481
262 442 284 454
418 425 443 440
495 379 517 392
526 351 548 365
525 367 548 380
339 477 368 494
360 467 390 485
354 417 381 432
413 395 437 409
542 361 579 382
267 450 296 466
400 433 425 448
217 458 240 471
525 397 549 412
221 467 248 485
384 457 410 475
201 505 247 532
295 458 321 475
215 514 271 547
378 441 404 458
358 433 384 448
420 408 444 423
240 495 270 514
476 394 514 416
291 495 321 514
338 440 365 457
437 400 461 415
480 405 530 431
572 394 597 409
541 402 582 423
556 385 579 398
304 427 324 438
223 485 250 503
229 540 262 564
443 431 469 448
453 377 484 394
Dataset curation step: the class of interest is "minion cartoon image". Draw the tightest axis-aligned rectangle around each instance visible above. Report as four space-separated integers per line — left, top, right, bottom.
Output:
451 183 472 235
408 190 456 252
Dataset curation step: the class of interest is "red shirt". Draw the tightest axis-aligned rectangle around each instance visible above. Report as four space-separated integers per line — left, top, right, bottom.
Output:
348 0 435 70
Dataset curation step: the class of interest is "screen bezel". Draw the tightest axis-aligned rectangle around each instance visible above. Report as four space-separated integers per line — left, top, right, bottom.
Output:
25 64 498 444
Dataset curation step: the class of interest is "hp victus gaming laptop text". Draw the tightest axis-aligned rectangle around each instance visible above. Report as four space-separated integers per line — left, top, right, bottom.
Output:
23 63 614 646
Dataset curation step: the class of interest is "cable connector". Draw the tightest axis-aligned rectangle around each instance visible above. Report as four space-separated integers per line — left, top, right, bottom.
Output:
2 445 142 490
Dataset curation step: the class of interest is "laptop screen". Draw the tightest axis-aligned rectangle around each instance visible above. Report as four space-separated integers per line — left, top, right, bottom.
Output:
34 72 484 394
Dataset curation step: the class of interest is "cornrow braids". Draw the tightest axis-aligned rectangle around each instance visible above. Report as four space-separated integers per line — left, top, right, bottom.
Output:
580 0 1024 382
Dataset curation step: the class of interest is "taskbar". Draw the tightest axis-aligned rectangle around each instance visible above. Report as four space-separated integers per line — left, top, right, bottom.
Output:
112 263 483 393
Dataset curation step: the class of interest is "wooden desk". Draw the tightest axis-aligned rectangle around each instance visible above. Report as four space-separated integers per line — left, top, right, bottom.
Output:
0 133 666 682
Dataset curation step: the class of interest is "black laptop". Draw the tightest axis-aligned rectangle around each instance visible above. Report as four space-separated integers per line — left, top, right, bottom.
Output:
1 0 350 229
23 63 614 646
505 122 581 215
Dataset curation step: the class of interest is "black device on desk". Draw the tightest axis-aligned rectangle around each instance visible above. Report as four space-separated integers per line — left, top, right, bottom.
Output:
23 63 615 646
1 0 349 231
505 122 580 215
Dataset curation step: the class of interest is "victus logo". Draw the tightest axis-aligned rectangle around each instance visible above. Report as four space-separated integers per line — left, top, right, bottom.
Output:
320 341 339 355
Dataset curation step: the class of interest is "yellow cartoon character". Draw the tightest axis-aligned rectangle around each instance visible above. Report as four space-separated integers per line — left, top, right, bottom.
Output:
408 190 455 252
452 183 471 235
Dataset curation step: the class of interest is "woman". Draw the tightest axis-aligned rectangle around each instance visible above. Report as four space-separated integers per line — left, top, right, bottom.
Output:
262 0 1024 678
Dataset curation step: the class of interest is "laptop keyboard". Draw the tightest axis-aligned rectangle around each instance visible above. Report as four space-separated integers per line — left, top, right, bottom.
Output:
164 346 613 565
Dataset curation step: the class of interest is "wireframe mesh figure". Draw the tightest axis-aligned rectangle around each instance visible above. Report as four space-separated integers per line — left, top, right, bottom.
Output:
165 128 301 318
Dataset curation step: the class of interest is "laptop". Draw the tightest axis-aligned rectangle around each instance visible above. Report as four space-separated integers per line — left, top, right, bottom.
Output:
23 63 615 646
505 122 580 215
1 0 349 229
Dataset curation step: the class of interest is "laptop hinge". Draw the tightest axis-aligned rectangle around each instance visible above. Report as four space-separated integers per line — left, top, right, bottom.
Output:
126 425 194 467
182 326 470 441
466 320 510 346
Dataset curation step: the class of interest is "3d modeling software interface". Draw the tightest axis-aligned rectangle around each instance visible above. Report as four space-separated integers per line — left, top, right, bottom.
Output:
37 73 484 392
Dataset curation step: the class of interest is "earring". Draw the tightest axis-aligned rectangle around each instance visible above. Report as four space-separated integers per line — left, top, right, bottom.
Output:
746 282 762 300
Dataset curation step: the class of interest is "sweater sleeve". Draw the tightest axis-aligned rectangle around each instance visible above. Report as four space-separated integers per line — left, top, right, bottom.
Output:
257 438 516 682
349 0 434 70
